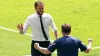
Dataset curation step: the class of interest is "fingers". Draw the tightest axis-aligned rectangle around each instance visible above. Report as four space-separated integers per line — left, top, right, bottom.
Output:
20 23 23 29
34 43 39 49
88 38 93 42
17 24 20 28
21 23 23 26
17 24 20 30
35 43 39 46
17 23 23 30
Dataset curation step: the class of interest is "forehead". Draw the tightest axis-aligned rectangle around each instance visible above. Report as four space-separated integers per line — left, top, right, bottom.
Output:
37 3 44 8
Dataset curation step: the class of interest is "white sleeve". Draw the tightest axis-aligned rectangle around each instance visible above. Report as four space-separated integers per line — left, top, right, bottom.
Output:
23 16 30 33
49 15 57 32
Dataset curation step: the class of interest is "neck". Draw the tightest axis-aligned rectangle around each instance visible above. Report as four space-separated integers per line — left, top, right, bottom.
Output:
62 33 70 37
36 12 43 16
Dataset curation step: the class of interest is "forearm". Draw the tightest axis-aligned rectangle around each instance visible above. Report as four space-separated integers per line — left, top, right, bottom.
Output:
37 47 51 55
85 42 92 53
54 30 58 39
87 42 92 50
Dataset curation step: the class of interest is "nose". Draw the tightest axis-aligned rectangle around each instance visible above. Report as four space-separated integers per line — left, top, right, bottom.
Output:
39 8 44 11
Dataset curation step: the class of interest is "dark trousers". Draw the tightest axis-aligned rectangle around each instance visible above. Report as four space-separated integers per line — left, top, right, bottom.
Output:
31 40 51 56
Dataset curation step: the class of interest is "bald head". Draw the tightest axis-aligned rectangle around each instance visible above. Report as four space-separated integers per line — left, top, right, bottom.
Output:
61 23 71 33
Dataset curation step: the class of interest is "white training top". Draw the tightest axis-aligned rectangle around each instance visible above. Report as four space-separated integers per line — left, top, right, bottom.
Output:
23 13 57 41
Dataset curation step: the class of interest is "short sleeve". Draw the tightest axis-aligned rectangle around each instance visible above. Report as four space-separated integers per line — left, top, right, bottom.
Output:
78 40 87 52
48 40 58 52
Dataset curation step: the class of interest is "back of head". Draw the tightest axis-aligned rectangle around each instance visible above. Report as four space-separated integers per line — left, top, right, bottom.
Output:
61 23 71 33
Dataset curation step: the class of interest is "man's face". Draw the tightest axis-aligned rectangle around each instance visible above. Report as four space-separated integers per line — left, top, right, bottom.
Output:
36 4 44 16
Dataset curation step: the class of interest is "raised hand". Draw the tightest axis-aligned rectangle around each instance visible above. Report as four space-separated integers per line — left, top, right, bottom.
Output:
88 38 93 43
17 23 24 34
17 23 23 31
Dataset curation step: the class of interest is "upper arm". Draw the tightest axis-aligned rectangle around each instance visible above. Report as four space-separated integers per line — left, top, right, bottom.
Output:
48 40 58 52
78 40 87 52
78 40 91 53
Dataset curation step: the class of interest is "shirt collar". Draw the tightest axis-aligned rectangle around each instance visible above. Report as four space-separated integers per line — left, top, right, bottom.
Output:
35 13 44 17
63 35 71 37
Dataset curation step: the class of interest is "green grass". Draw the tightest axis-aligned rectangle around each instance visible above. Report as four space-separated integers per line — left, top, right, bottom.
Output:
0 29 31 56
0 0 100 56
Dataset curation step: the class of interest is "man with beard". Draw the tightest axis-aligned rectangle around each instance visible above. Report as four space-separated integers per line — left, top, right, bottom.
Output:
17 1 58 56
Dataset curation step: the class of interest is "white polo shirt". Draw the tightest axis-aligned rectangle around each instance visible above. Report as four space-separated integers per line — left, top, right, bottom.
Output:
23 13 57 41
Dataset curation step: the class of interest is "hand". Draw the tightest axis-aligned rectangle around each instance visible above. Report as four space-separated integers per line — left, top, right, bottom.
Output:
34 43 39 49
17 23 23 31
88 38 93 43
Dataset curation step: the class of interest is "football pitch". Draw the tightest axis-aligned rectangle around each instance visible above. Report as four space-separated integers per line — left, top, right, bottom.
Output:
0 0 100 56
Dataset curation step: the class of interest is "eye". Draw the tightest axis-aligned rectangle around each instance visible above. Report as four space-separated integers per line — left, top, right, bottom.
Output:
39 8 43 10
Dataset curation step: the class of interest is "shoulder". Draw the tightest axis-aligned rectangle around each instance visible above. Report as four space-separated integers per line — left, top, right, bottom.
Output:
43 13 52 18
26 13 37 20
70 36 79 40
52 38 61 46
69 36 81 42
27 13 36 18
54 37 63 43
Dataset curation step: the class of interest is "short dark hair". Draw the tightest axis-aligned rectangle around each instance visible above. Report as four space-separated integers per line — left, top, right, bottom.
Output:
34 1 44 8
61 23 71 33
